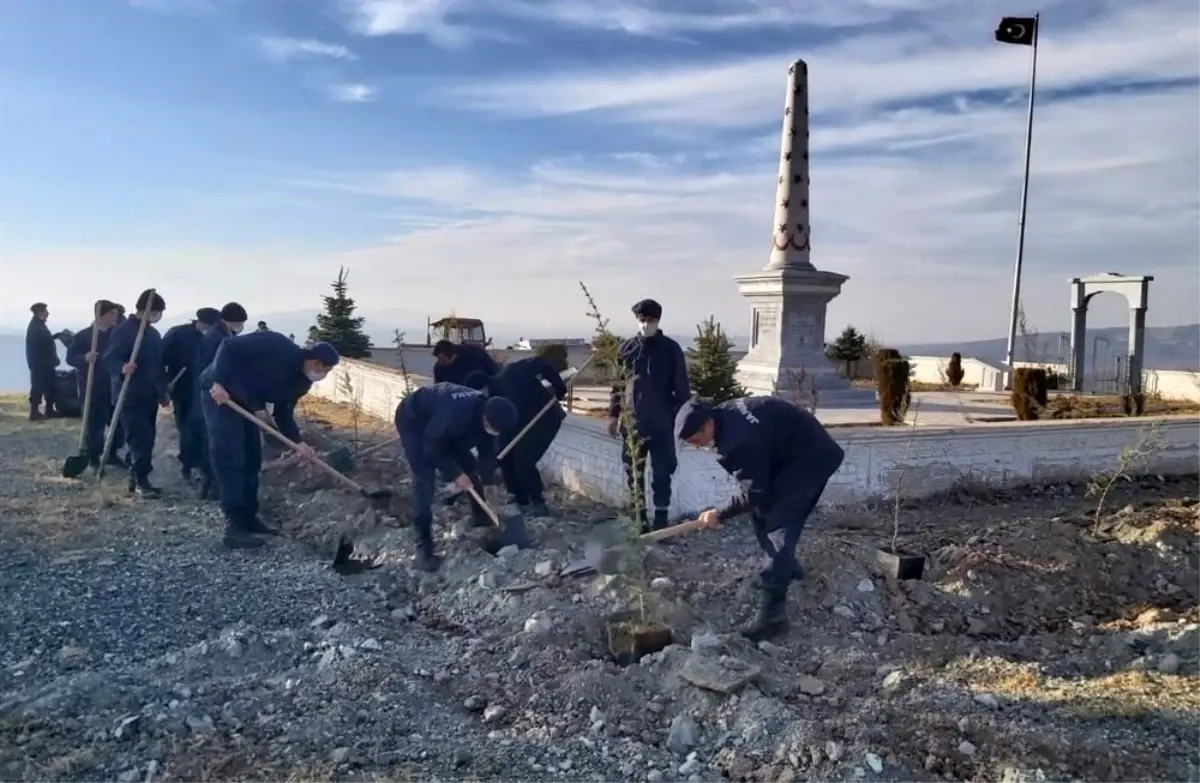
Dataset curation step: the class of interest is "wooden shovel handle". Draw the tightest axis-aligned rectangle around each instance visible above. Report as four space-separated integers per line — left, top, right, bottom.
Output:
463 484 502 527
496 353 596 461
637 519 705 543
99 292 154 471
224 399 367 494
355 435 399 459
167 366 187 393
77 310 102 452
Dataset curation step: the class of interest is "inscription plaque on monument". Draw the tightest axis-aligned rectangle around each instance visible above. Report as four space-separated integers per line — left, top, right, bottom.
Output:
754 307 779 345
785 312 817 349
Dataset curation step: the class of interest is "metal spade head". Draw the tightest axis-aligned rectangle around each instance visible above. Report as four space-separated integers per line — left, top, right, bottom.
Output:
496 503 531 549
579 519 639 575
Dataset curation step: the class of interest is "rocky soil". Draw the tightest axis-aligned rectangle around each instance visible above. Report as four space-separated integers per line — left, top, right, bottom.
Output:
1 394 1197 782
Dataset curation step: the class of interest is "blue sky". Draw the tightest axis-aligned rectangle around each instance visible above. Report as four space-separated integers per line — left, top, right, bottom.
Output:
0 0 1197 343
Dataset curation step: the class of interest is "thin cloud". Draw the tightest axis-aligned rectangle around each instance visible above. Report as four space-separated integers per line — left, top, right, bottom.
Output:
258 36 358 62
440 3 1199 127
338 0 983 43
264 84 1198 340
328 83 378 102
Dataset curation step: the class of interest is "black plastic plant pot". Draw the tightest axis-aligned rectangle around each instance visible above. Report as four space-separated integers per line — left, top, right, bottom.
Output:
875 547 926 581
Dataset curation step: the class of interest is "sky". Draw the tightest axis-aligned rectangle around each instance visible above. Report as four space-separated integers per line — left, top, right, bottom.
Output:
0 0 1197 344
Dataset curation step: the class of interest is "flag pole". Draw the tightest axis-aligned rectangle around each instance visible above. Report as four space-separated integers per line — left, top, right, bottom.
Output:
1003 11 1040 378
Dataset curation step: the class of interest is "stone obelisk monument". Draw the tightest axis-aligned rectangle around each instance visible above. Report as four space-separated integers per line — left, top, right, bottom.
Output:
734 59 871 405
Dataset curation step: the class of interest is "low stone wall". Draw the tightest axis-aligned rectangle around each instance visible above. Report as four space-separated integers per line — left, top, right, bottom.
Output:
312 360 1200 518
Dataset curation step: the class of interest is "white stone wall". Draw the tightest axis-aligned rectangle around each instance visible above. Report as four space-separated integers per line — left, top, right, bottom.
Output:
909 355 1006 391
311 360 1200 518
1148 370 1200 403
907 356 1200 402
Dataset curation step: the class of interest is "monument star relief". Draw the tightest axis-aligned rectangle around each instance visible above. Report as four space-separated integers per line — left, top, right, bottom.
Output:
733 59 873 406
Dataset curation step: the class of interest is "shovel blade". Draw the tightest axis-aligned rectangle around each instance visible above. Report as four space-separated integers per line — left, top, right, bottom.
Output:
62 453 91 479
497 506 531 549
581 518 641 574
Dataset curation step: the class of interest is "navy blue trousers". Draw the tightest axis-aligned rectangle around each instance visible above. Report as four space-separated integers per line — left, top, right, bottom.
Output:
171 389 202 471
201 395 261 517
498 415 560 505
620 426 677 519
29 366 57 409
754 470 830 590
120 397 159 479
398 427 487 545
83 388 125 461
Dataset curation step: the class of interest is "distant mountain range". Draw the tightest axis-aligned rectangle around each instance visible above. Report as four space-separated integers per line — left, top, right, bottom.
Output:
2 320 1194 392
894 324 1200 371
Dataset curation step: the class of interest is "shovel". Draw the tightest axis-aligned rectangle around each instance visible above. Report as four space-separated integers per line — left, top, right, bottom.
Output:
261 407 367 474
96 294 154 479
63 308 102 478
561 519 707 578
263 443 355 475
498 355 594 459
166 366 188 395
446 357 594 506
223 399 393 501
464 484 530 550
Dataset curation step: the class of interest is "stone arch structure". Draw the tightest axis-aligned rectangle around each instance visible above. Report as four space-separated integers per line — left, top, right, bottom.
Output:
1068 274 1153 395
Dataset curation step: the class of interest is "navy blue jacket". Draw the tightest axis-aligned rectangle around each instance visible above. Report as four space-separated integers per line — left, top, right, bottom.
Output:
193 324 232 396
102 316 165 401
201 331 311 442
66 325 114 401
711 396 844 519
608 333 690 432
25 317 59 371
433 344 500 386
491 356 567 424
395 383 495 480
161 322 204 399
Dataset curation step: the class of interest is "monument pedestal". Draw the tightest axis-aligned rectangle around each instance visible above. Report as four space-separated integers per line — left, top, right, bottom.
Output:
732 58 874 409
735 267 874 406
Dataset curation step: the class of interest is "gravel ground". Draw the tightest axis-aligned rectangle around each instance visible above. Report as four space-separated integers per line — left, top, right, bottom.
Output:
1 394 1198 783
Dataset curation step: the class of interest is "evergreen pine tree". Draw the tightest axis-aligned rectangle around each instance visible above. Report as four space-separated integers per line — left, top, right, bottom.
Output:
311 267 372 359
825 325 869 379
591 331 621 371
686 316 744 403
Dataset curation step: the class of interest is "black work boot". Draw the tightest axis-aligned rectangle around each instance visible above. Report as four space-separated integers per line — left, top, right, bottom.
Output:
134 474 162 499
223 514 266 550
29 405 45 422
243 513 280 536
414 538 441 573
741 586 789 642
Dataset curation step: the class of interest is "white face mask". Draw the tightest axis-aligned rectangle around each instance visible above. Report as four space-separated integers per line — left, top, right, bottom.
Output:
484 424 498 437
637 319 659 337
305 370 328 383
229 323 244 335
147 312 163 324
